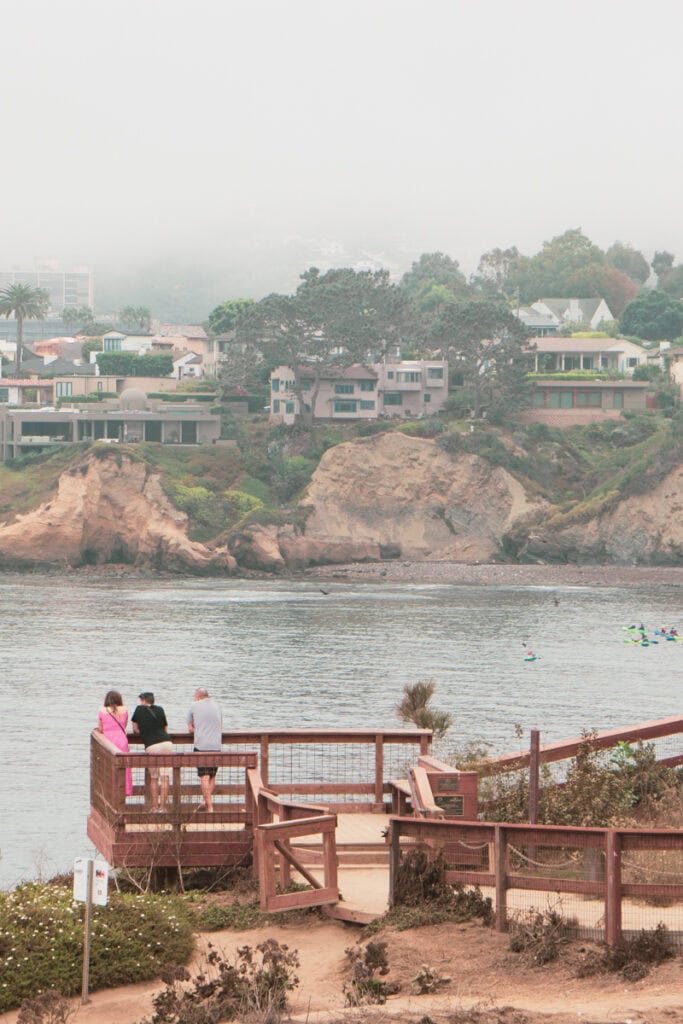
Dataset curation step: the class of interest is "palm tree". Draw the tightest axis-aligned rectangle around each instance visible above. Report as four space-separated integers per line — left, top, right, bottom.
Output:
0 284 50 377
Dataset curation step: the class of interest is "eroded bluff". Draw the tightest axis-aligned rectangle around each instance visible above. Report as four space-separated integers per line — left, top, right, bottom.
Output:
232 433 545 570
0 453 235 574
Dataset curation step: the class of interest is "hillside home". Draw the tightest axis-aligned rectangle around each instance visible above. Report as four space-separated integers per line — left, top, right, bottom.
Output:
531 297 614 329
529 337 647 375
269 359 448 424
520 379 650 427
0 388 220 461
515 306 559 336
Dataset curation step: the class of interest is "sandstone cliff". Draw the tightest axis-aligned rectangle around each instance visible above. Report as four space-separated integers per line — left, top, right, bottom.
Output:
231 433 546 571
0 452 235 574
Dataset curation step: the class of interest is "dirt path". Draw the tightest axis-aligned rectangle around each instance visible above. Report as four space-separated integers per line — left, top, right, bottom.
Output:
1 919 680 1024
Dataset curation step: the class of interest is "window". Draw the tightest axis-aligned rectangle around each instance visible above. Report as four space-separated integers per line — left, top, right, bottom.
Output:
335 383 354 394
613 391 624 409
272 379 280 392
424 393 432 403
272 399 280 413
387 371 394 379
564 356 580 371
384 393 402 406
103 337 122 352
360 400 375 410
56 381 72 397
334 400 357 413
359 379 375 391
628 357 638 368
301 378 312 390
0 388 8 402
427 367 444 380
398 371 420 383
285 401 295 414
533 390 546 407
97 381 103 392
560 391 573 408
576 391 601 407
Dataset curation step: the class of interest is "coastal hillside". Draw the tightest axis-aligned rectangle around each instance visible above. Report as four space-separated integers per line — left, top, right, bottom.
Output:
1 412 683 572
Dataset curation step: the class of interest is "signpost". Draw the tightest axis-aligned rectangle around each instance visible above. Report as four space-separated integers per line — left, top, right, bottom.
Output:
73 857 109 1004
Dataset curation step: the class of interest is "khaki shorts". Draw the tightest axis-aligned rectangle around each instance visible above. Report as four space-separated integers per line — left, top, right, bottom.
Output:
145 740 173 779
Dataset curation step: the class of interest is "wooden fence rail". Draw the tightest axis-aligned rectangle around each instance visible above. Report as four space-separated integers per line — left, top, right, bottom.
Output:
388 817 683 946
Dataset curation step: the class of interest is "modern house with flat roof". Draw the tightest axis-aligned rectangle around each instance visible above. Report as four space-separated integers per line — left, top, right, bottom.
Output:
0 388 220 461
519 378 650 427
528 337 647 375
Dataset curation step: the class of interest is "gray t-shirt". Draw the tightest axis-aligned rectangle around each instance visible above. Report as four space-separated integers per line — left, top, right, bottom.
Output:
187 698 222 751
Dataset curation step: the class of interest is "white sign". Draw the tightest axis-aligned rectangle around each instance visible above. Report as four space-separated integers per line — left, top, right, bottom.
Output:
73 858 109 906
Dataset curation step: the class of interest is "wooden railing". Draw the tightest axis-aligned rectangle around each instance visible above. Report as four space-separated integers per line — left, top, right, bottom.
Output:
388 817 683 946
246 766 339 912
480 715 683 775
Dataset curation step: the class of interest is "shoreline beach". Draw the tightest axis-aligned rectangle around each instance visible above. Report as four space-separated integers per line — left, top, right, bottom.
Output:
301 560 683 588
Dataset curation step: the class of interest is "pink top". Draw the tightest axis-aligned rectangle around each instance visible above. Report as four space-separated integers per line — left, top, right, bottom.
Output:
98 708 130 753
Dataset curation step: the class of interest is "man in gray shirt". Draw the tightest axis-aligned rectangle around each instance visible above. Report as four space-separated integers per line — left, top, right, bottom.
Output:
187 687 223 812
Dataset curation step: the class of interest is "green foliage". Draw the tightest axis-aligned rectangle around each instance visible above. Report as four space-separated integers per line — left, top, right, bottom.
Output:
396 679 452 740
370 849 493 934
620 289 683 341
118 305 152 331
269 455 316 503
195 899 263 931
206 297 254 335
576 924 674 981
396 418 446 438
140 940 300 1024
0 884 194 1013
97 352 174 377
80 338 103 362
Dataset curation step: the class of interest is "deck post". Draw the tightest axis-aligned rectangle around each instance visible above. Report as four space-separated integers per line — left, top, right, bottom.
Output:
374 734 384 811
605 829 622 946
528 729 540 824
420 732 430 755
494 825 508 932
260 735 269 787
388 820 401 907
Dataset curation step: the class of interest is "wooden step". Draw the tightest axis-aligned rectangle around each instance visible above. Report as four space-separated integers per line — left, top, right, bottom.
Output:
322 904 378 925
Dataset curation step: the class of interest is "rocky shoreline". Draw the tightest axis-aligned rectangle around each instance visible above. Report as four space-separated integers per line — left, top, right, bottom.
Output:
301 560 683 587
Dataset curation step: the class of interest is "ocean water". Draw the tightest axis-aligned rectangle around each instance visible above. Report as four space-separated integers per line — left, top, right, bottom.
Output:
0 573 680 888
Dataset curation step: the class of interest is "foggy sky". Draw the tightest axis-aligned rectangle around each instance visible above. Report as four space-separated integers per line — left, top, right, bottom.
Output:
2 0 682 315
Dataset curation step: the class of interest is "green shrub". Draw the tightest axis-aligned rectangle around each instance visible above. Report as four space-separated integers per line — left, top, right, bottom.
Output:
0 884 194 1013
397 418 446 438
195 899 262 931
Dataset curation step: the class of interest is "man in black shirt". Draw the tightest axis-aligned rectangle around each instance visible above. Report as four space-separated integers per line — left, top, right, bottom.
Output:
132 692 173 810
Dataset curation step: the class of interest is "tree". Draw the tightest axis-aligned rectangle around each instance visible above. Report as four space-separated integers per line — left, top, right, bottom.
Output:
651 251 675 280
0 284 50 377
567 264 637 317
81 338 103 363
119 305 152 331
206 298 254 336
605 242 650 285
620 290 683 341
237 267 412 422
61 305 106 335
431 298 530 418
400 252 470 313
657 264 683 299
472 246 529 301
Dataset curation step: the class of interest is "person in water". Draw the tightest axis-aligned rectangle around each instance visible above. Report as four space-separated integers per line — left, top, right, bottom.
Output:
97 689 133 797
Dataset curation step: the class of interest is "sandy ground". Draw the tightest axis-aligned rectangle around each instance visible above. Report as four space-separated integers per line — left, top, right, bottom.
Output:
302 560 683 588
1 917 681 1024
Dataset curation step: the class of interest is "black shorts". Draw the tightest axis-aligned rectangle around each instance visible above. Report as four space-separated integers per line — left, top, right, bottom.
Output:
194 747 218 778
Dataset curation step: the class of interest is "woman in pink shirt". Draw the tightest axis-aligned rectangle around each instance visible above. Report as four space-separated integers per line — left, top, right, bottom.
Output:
97 689 133 797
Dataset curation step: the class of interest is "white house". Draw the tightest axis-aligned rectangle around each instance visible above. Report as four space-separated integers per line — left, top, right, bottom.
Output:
530 297 614 330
